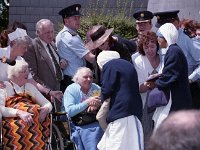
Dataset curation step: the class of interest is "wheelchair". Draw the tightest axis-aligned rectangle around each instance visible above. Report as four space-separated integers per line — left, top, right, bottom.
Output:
47 99 76 150
0 100 76 150
47 111 76 150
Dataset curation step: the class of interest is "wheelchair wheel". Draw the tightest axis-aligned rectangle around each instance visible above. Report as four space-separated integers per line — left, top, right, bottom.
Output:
51 123 65 150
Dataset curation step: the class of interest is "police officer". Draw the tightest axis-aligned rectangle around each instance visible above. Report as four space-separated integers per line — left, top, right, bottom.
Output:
154 10 200 109
56 4 95 92
131 10 155 150
131 10 154 63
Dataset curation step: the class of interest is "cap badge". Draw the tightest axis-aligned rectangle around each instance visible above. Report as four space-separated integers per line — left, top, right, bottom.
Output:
76 7 79 11
140 13 144 18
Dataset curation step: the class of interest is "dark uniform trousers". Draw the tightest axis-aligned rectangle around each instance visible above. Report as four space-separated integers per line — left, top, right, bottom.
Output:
60 75 74 93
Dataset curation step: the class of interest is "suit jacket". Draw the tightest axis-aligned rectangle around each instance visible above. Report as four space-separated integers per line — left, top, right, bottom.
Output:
23 38 61 91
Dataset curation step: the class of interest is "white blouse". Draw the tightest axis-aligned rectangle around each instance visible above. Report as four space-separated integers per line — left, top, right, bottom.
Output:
134 55 163 107
0 81 52 121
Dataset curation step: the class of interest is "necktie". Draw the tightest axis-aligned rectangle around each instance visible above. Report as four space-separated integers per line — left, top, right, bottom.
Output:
47 44 62 81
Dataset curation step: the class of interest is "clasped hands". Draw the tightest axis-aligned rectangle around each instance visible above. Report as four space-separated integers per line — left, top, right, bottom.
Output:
85 96 101 113
16 106 49 126
144 74 157 90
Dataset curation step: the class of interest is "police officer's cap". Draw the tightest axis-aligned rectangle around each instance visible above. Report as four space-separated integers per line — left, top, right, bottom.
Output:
133 10 153 23
154 10 180 28
59 4 82 19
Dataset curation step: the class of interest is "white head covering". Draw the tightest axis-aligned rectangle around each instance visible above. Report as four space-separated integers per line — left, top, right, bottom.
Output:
157 23 178 47
97 51 120 69
8 28 28 42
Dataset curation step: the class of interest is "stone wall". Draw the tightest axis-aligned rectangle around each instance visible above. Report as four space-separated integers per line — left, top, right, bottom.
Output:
9 0 148 37
148 0 200 31
148 0 200 21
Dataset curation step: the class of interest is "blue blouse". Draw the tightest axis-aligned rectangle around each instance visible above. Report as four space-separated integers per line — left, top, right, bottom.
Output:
62 83 101 117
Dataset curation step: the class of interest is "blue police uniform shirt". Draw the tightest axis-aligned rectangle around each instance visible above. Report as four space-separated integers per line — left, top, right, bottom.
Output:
189 36 200 81
56 26 89 77
177 28 196 75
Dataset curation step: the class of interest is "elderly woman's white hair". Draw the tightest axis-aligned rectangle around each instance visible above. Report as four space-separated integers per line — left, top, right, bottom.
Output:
7 59 29 79
97 51 120 69
72 67 93 83
157 23 178 47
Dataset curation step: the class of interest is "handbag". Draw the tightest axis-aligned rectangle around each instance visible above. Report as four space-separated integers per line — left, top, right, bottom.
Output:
71 111 97 126
146 73 162 82
147 88 170 112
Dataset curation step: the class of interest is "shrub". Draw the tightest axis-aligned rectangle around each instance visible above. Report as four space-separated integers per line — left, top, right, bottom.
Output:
79 0 137 40
57 0 137 41
0 0 9 33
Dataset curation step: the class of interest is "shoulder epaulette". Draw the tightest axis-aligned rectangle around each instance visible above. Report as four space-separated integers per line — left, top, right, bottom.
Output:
67 30 77 36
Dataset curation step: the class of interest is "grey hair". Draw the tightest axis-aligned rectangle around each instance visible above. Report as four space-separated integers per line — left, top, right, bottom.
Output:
72 67 93 83
7 59 29 80
36 19 54 36
9 35 32 47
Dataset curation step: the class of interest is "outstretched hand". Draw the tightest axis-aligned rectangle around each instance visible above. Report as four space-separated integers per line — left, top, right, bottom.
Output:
85 96 102 113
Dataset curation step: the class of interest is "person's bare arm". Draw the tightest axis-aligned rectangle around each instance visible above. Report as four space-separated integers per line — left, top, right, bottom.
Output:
84 52 95 64
0 81 5 89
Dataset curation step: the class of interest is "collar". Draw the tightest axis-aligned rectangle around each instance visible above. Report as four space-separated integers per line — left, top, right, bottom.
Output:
38 38 49 47
64 26 77 36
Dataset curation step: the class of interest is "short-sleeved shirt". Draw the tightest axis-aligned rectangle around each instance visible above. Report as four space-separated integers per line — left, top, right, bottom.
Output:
177 29 199 76
188 37 200 81
56 26 89 77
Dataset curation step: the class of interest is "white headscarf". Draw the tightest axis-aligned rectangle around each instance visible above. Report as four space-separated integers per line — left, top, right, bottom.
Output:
97 51 120 69
157 23 178 47
8 28 27 42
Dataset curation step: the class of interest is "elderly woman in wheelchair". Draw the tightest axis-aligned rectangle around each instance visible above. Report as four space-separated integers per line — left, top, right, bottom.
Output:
0 59 52 149
62 67 104 150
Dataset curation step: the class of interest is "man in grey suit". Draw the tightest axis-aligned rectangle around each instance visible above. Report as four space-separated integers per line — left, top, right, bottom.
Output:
23 19 67 103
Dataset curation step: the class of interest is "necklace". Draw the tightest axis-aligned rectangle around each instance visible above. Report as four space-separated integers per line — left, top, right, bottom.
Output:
9 80 26 95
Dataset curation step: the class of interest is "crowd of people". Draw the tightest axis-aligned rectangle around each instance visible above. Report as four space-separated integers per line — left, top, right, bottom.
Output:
0 2 200 150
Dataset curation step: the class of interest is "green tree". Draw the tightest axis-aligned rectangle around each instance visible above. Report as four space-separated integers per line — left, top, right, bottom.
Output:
0 0 9 32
